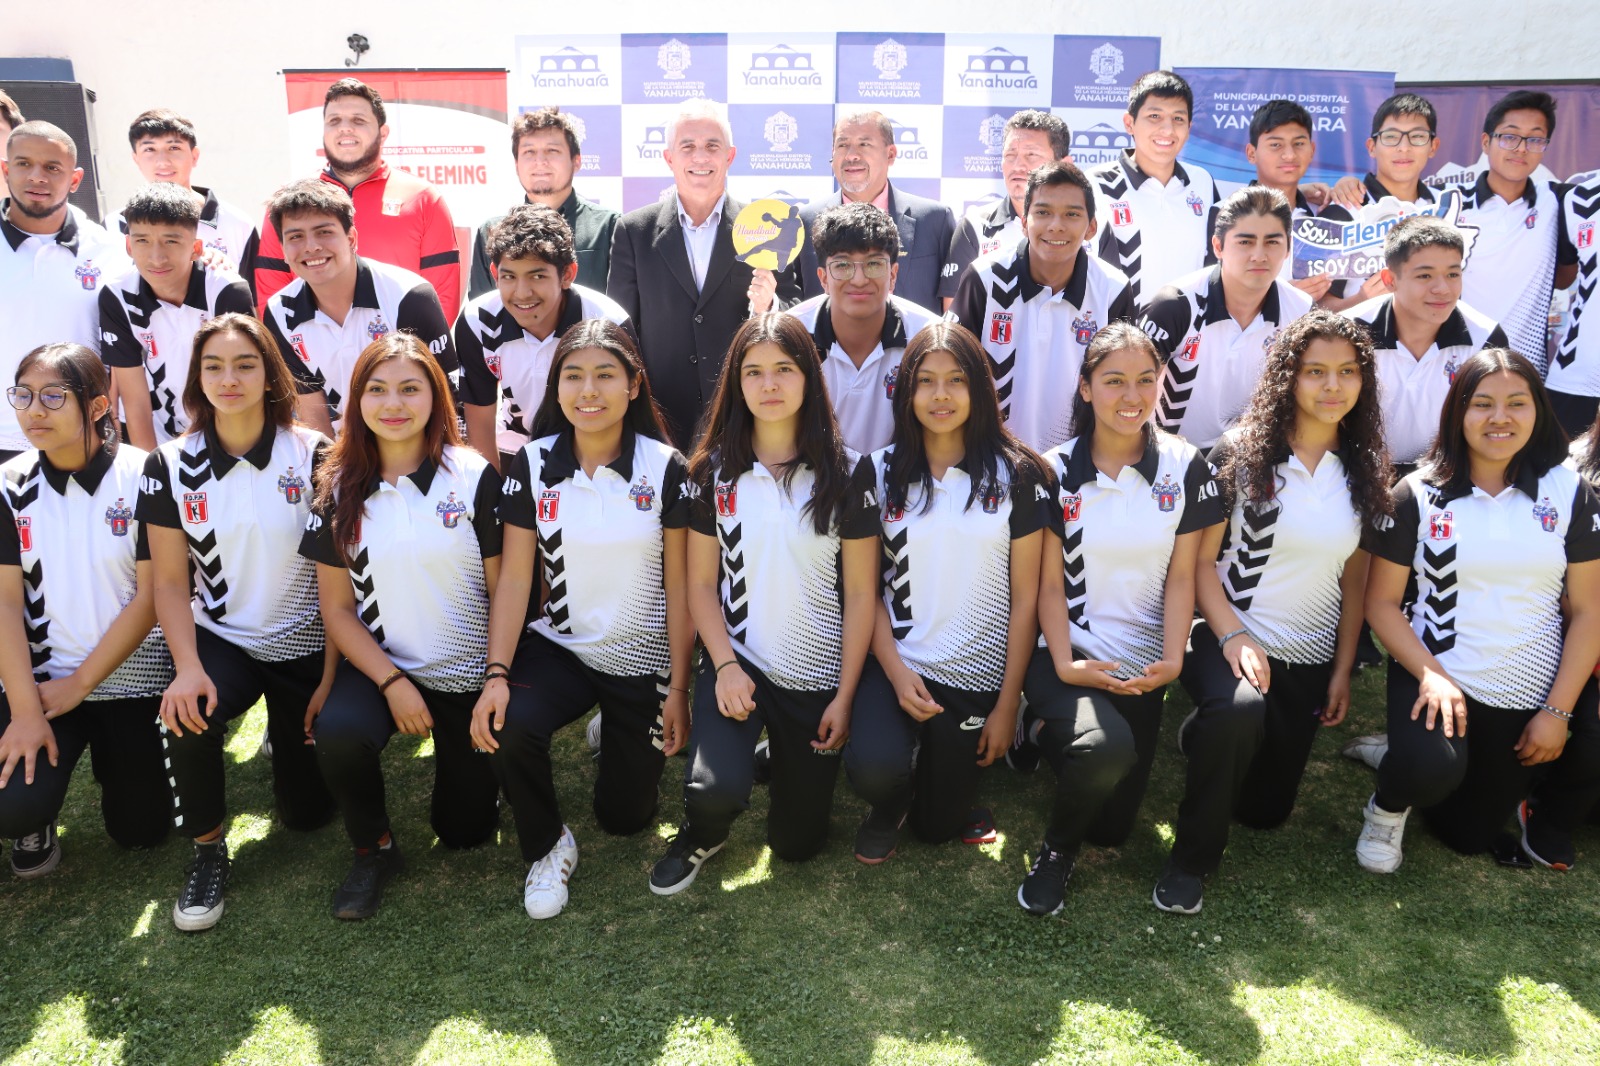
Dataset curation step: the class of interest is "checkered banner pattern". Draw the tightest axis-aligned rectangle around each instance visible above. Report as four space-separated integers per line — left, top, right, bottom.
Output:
511 33 1162 214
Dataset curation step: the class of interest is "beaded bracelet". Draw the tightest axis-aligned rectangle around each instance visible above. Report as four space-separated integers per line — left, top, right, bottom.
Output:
1218 628 1248 647
1540 704 1574 722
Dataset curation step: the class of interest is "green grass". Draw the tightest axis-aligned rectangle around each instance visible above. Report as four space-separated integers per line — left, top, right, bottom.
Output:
4 667 1599 1065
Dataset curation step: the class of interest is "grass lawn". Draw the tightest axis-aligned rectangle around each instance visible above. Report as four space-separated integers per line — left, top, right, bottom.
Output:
3 664 1599 1066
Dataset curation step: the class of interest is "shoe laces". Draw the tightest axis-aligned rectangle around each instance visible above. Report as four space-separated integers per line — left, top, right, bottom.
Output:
181 847 228 908
527 852 563 892
1029 845 1070 879
16 828 48 852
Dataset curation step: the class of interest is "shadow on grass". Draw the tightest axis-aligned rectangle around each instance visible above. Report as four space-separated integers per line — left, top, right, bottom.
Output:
1 669 1598 1065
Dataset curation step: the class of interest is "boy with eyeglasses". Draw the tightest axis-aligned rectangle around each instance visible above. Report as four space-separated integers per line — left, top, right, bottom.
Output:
789 202 939 454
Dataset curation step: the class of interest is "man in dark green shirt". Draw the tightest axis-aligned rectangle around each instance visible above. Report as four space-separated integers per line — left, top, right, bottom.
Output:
469 106 619 297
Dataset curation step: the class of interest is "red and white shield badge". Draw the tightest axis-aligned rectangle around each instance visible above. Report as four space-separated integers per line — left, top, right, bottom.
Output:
538 490 560 523
15 517 31 552
989 312 1013 345
183 492 208 524
1429 511 1453 541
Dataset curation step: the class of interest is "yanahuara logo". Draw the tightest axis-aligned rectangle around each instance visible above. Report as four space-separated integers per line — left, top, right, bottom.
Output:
873 39 908 80
743 44 823 88
635 124 667 161
749 112 812 172
978 114 1007 155
958 47 1039 91
1088 43 1124 85
658 39 691 80
639 37 709 99
533 45 609 89
887 118 929 161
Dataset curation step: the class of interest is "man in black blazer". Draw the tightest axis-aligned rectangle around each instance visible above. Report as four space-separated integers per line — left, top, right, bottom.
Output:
607 101 802 447
797 110 956 315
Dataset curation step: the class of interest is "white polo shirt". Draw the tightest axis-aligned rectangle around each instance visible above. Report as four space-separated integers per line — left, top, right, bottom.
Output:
501 429 690 677
938 197 1022 301
687 453 879 691
456 283 632 455
1364 465 1600 708
1090 152 1218 302
1207 432 1363 665
789 293 939 455
1042 431 1223 680
300 445 501 693
0 205 126 451
0 446 172 699
1342 295 1506 466
264 257 457 426
1138 266 1314 451
137 423 327 662
874 447 1050 691
952 242 1135 454
98 261 254 443
1550 177 1600 397
110 186 260 283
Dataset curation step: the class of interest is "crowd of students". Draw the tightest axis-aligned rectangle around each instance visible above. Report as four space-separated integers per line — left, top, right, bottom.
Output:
0 68 1597 930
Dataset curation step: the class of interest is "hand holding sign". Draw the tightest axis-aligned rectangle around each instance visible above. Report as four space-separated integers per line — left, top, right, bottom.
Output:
733 199 805 315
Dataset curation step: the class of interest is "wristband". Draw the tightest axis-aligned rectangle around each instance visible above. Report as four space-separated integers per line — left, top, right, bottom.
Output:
484 671 511 685
1218 628 1249 647
715 660 740 674
1540 703 1574 722
670 686 690 694
378 668 406 693
486 661 511 674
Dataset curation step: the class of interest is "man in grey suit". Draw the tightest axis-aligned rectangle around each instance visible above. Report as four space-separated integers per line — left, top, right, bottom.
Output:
797 110 955 315
607 101 802 446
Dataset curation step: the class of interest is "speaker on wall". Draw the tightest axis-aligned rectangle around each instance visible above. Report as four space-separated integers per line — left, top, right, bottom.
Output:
1 77 105 223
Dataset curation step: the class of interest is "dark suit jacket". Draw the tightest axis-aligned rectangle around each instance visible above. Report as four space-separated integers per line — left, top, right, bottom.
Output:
607 192 803 446
797 182 956 314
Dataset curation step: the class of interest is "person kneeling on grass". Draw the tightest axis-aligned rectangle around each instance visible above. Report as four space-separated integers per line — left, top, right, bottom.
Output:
472 320 693 919
1355 348 1600 874
843 322 1047 863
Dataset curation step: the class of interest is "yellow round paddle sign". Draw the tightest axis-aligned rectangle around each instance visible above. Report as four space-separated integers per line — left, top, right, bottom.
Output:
731 198 806 271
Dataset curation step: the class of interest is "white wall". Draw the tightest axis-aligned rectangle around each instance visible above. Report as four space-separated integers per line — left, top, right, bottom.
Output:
6 0 1597 217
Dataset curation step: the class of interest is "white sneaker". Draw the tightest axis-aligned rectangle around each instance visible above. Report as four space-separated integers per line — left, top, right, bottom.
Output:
1356 795 1409 873
524 826 579 919
1341 733 1389 771
586 712 603 755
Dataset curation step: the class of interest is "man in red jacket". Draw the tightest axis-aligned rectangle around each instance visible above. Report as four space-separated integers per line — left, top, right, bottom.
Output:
254 78 461 320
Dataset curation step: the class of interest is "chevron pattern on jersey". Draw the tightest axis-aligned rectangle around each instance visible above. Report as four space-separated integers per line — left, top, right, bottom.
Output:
719 521 748 644
22 560 50 676
150 362 180 439
1156 295 1209 432
982 255 1025 416
1063 526 1088 629
1557 185 1600 369
1419 542 1458 656
1095 172 1146 300
1224 503 1278 611
349 547 386 646
186 528 230 623
885 527 913 640
538 526 572 632
177 444 214 491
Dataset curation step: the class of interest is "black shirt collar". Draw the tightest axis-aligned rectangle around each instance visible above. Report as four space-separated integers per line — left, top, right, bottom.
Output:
1061 432 1161 491
1 201 81 254
1469 168 1536 208
1246 178 1309 212
193 186 223 226
1017 245 1091 306
1363 172 1435 204
204 422 277 478
1199 266 1284 327
39 444 114 496
1119 150 1190 189
136 262 210 312
281 256 378 329
540 426 639 484
1366 296 1473 351
366 454 440 498
1435 460 1544 505
810 296 908 355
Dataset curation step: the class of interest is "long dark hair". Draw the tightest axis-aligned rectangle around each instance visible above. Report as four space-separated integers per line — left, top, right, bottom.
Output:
311 333 461 563
16 343 118 462
182 313 300 437
528 319 670 443
1577 412 1600 488
885 321 1045 515
1420 348 1569 496
1220 309 1392 528
1067 321 1162 445
687 313 851 536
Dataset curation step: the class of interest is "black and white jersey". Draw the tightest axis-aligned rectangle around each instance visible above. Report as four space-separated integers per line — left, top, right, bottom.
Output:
98 262 254 443
1207 432 1362 665
1043 432 1223 680
137 423 327 662
1363 465 1600 708
952 241 1135 454
875 447 1050 691
0 206 126 451
264 257 457 426
1550 177 1600 397
0 446 171 698
789 294 940 455
1342 295 1506 467
1449 172 1574 373
1090 152 1219 302
299 445 501 693
687 453 879 692
455 284 632 455
500 429 690 677
1138 266 1314 451
937 197 1022 301
110 187 260 286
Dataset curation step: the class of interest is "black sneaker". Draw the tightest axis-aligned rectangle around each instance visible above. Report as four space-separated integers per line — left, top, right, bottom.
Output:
649 831 725 896
752 739 772 785
11 822 60 880
1152 860 1205 914
1016 841 1074 916
332 840 405 920
961 807 998 845
1520 800 1575 872
853 807 906 865
173 841 232 931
